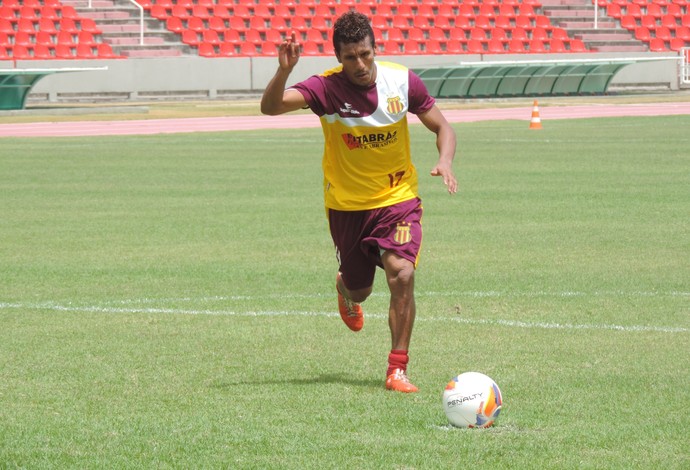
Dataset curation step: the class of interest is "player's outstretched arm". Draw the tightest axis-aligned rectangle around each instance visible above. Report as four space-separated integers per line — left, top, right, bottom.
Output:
260 32 308 116
418 105 458 194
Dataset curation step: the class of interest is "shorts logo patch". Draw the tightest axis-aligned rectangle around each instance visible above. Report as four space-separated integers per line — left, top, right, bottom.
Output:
394 221 412 245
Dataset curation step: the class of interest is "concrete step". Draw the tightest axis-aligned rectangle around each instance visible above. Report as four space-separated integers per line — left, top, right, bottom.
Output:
558 20 617 28
590 44 648 52
576 32 635 40
546 9 597 18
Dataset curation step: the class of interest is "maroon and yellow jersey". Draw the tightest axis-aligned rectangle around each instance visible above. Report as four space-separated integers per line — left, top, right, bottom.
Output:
290 61 435 211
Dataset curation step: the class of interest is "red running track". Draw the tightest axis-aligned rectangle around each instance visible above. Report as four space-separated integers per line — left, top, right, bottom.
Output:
0 102 689 137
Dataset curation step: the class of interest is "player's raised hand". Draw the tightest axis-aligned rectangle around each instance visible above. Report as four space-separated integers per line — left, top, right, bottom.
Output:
278 32 300 70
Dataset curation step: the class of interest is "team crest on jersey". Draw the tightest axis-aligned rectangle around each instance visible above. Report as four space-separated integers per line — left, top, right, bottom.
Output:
394 222 412 245
386 96 404 115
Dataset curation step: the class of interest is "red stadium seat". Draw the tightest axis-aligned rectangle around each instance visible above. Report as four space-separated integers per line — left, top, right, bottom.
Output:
445 39 464 53
77 31 97 46
219 42 237 57
261 40 278 56
528 39 546 52
620 15 637 30
202 29 221 45
488 38 506 53
569 39 588 52
76 43 96 58
548 38 566 52
648 37 666 50
55 43 74 59
181 29 200 46
467 38 484 53
198 42 217 57
97 43 120 58
635 26 651 40
425 39 443 54
669 37 686 50
508 38 527 52
381 39 401 54
239 42 258 56
245 29 263 46
301 40 320 55
166 16 184 33
403 39 421 53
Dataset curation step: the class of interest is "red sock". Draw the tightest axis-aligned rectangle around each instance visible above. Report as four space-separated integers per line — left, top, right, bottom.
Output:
387 349 409 376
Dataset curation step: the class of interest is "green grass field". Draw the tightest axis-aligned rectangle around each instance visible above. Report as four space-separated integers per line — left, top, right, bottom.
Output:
1 114 688 468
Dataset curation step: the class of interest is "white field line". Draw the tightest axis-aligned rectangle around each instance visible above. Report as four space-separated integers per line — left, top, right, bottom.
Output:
0 298 687 334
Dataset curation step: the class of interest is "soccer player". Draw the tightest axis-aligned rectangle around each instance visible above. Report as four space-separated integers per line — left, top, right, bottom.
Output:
260 11 457 393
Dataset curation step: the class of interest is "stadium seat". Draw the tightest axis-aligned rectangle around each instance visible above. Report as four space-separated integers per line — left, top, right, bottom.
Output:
166 17 184 33
33 44 53 59
202 29 221 45
467 38 484 53
181 30 200 46
508 38 527 52
55 44 74 59
97 43 120 59
301 40 320 55
223 29 241 44
661 14 679 28
239 42 258 56
569 39 588 52
676 26 690 40
198 42 217 57
528 39 546 52
76 43 96 59
77 31 97 46
648 37 666 50
488 38 506 53
634 26 652 43
548 38 566 52
620 15 637 30
261 40 278 56
35 31 53 45
402 39 421 53
669 37 686 50
12 45 33 60
219 42 237 57
245 29 263 46
511 27 529 41
445 39 464 53
381 39 401 54
655 26 672 41
57 31 76 45
425 39 444 54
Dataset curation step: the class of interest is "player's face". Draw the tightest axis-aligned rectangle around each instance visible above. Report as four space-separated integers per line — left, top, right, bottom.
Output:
336 36 377 87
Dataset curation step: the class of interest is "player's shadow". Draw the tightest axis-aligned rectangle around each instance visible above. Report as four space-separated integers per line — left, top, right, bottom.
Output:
213 373 380 390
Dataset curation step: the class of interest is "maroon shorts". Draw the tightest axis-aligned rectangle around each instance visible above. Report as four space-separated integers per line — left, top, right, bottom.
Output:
327 198 423 291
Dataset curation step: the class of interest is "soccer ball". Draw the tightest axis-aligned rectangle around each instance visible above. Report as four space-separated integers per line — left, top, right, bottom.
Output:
442 372 503 428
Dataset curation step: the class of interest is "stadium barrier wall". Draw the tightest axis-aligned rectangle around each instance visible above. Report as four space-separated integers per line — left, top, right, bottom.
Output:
0 52 681 104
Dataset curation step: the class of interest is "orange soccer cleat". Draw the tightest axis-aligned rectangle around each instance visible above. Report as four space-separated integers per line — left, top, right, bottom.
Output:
336 273 364 332
385 368 419 393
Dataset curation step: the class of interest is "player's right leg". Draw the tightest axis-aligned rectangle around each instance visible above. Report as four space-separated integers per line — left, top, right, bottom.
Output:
328 208 375 332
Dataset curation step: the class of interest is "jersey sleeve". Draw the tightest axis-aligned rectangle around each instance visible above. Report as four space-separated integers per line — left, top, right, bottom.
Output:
289 75 327 116
407 70 435 115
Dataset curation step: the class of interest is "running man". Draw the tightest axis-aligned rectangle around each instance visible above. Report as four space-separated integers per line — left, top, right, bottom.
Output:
260 11 457 393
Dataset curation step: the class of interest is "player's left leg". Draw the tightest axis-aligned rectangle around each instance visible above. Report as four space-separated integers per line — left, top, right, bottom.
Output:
382 252 419 393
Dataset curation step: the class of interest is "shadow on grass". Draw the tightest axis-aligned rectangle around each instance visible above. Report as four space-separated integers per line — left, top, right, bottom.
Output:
212 373 381 390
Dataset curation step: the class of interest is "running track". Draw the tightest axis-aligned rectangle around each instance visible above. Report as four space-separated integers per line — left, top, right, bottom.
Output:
1 101 689 137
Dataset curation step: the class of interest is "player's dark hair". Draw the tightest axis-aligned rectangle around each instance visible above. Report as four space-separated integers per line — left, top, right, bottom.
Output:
332 11 376 55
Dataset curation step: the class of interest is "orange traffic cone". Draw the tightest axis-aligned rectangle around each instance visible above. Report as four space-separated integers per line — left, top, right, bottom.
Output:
529 100 542 130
